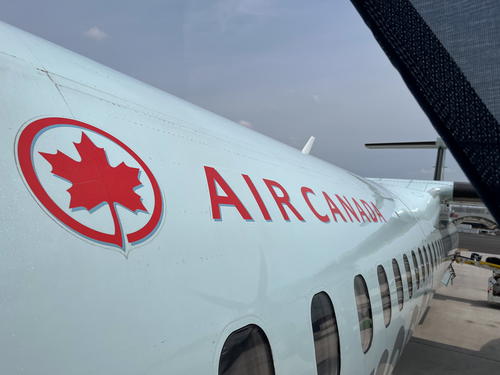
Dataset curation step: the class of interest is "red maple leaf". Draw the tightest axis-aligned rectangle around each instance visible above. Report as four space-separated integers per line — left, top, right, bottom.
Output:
40 132 147 248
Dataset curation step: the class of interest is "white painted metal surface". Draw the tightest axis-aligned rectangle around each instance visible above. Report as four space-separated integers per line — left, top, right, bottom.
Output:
0 21 458 374
301 136 316 154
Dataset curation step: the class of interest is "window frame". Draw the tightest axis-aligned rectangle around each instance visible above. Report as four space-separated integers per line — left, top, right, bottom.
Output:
377 265 392 327
403 254 413 298
392 259 404 310
432 243 438 268
423 246 431 276
310 291 341 375
431 242 437 269
218 324 275 375
418 248 426 283
354 274 373 353
429 244 435 270
411 251 421 289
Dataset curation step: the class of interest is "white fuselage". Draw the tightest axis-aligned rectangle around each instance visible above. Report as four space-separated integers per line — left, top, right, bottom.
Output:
0 22 457 374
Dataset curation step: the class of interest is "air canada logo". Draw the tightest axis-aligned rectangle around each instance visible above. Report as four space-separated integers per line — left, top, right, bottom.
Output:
16 117 163 253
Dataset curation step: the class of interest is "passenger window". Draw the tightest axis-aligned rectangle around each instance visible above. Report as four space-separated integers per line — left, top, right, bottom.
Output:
392 259 404 310
429 244 435 269
432 243 438 267
411 251 420 289
354 275 373 353
377 266 392 327
219 324 275 375
311 292 341 375
423 247 430 276
403 255 413 298
418 249 426 282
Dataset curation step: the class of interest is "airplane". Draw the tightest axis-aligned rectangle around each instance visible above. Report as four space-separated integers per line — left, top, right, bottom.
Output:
1 19 477 375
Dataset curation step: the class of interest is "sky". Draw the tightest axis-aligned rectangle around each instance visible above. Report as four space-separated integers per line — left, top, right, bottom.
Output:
1 0 467 181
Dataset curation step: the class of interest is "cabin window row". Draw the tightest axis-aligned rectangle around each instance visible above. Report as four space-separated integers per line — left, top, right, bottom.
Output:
218 239 447 374
354 239 446 354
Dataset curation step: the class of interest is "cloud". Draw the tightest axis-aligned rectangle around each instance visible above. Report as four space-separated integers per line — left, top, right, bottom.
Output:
83 26 109 41
238 120 253 128
419 167 434 176
185 0 272 33
216 0 271 18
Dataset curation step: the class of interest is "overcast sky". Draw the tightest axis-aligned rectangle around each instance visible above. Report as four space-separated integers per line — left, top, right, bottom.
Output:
2 0 467 181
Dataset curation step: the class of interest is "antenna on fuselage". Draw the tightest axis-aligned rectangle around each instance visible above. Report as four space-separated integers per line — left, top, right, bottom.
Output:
365 137 447 180
301 136 316 155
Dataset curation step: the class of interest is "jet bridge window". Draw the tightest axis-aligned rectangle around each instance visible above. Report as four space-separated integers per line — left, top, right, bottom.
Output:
219 324 275 375
392 259 404 310
311 292 341 375
411 251 420 289
354 275 373 353
377 265 392 327
418 249 426 283
403 255 413 298
423 247 431 276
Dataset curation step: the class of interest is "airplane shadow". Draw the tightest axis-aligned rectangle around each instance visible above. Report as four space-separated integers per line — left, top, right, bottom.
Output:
433 293 500 309
394 337 500 375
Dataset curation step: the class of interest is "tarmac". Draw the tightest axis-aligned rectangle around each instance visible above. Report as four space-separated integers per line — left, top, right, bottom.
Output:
458 233 500 255
394 234 500 374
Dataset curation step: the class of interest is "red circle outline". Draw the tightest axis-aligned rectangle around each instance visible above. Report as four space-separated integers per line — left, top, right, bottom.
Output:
17 117 163 248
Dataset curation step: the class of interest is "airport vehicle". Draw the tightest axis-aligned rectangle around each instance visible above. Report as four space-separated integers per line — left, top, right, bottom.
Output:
487 274 500 305
452 253 500 306
486 257 500 266
470 253 482 262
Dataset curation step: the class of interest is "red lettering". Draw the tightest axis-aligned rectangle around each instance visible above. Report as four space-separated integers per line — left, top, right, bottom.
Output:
352 198 371 223
263 179 305 221
361 199 378 222
371 202 387 222
243 174 271 221
204 166 252 220
322 192 347 222
301 187 329 223
335 195 360 222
